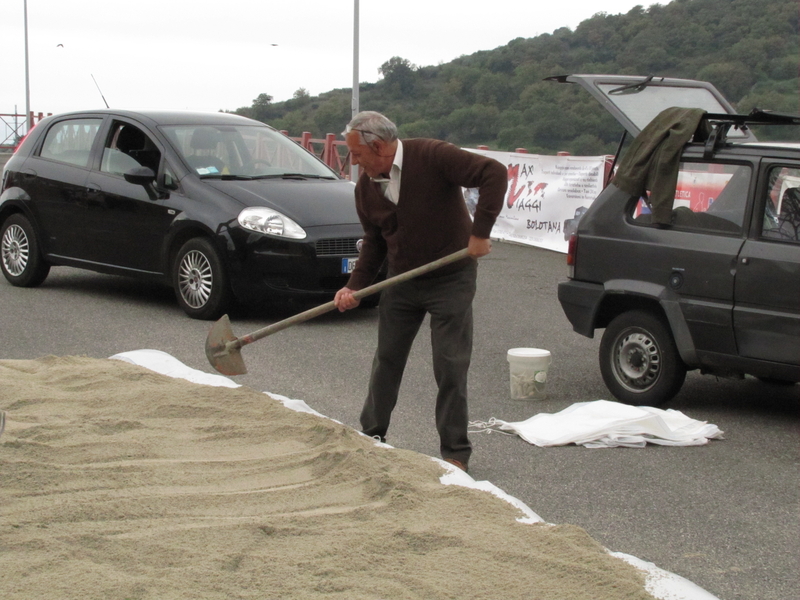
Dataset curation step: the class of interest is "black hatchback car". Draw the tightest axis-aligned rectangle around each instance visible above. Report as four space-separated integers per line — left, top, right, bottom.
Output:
553 75 800 405
0 110 363 319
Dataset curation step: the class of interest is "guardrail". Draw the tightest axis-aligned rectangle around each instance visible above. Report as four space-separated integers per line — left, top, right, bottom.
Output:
284 131 352 179
2 117 611 186
281 134 613 185
0 111 51 151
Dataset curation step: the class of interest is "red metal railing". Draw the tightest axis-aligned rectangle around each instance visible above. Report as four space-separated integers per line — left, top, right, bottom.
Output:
284 131 353 179
297 136 615 185
2 118 612 187
0 111 51 151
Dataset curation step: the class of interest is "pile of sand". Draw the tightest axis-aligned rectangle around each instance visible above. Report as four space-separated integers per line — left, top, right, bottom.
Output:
1 355 657 599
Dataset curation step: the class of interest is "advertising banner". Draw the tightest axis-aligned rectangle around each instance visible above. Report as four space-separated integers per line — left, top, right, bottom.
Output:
466 150 608 253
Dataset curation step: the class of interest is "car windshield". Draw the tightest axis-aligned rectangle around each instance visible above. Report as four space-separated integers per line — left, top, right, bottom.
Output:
161 124 338 179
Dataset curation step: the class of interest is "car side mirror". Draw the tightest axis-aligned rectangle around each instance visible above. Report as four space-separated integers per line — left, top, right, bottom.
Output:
124 166 159 200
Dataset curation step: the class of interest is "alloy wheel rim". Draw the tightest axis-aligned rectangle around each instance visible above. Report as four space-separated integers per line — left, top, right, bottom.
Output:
613 330 661 392
1 224 29 277
178 250 213 309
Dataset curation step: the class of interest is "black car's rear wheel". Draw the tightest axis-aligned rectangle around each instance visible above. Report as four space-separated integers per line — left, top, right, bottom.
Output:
172 238 232 320
600 309 686 406
1 213 50 287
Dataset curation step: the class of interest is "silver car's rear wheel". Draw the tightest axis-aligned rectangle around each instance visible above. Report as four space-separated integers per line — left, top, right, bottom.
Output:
2 223 28 276
600 309 686 406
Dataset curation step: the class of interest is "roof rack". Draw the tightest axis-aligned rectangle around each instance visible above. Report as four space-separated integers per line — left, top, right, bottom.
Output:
705 108 800 126
701 109 800 158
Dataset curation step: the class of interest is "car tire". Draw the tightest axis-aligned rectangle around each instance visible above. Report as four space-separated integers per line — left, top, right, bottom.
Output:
172 238 232 320
0 213 50 287
599 309 687 406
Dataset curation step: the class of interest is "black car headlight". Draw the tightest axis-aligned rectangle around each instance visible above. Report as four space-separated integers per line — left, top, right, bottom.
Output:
237 207 307 239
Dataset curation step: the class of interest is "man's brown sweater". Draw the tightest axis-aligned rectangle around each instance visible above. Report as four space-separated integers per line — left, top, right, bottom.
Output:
346 138 507 290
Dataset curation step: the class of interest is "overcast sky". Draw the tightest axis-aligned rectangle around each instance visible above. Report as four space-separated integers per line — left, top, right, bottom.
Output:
1 0 664 117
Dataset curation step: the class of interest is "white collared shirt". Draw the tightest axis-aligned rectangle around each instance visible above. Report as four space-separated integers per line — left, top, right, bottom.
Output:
377 140 403 204
369 140 403 203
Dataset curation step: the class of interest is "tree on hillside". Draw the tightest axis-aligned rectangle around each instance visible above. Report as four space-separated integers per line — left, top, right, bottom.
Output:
234 93 276 121
251 93 275 122
313 94 351 137
379 57 417 95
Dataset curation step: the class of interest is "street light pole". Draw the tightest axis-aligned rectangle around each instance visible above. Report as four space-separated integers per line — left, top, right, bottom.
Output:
350 0 359 181
23 0 31 133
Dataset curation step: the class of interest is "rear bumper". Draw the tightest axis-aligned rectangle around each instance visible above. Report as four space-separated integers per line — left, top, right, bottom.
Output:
557 280 605 338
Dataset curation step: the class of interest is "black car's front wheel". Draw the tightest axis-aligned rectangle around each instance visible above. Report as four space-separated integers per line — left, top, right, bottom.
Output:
172 238 232 320
599 309 687 406
0 213 50 287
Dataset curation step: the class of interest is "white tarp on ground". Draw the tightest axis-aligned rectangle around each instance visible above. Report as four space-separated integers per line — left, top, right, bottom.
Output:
471 400 724 448
110 350 720 600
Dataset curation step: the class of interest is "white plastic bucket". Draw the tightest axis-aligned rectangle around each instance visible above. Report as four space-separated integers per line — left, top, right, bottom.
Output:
507 348 551 400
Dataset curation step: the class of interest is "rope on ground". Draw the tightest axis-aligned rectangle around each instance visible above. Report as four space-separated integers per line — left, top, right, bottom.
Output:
468 418 514 436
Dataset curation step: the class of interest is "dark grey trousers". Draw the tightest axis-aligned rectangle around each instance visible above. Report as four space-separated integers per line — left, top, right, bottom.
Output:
360 260 477 464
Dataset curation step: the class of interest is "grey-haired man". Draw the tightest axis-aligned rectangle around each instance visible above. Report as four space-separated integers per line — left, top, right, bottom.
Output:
334 111 507 472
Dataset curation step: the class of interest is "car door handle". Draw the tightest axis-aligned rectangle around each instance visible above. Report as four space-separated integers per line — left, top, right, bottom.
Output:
86 183 102 194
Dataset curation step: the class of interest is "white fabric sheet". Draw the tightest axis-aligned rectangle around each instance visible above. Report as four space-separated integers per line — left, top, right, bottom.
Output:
110 349 241 388
479 400 723 448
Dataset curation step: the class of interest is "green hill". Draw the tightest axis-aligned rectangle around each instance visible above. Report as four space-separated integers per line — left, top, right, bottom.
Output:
233 0 799 155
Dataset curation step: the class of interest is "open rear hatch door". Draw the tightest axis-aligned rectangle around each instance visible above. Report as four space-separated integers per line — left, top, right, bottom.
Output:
546 74 756 142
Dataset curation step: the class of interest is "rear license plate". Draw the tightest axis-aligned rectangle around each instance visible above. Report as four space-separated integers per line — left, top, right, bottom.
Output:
342 257 357 274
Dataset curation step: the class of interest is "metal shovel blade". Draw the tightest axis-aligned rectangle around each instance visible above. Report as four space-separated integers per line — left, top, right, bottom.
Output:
205 314 248 376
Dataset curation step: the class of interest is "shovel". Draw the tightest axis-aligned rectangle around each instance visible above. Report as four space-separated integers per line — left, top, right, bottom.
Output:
205 248 471 375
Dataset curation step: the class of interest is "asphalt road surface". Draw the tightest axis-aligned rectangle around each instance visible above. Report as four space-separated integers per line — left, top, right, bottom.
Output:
1 240 797 600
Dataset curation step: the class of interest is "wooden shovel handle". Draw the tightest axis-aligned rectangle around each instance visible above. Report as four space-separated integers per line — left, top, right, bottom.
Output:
234 248 472 350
